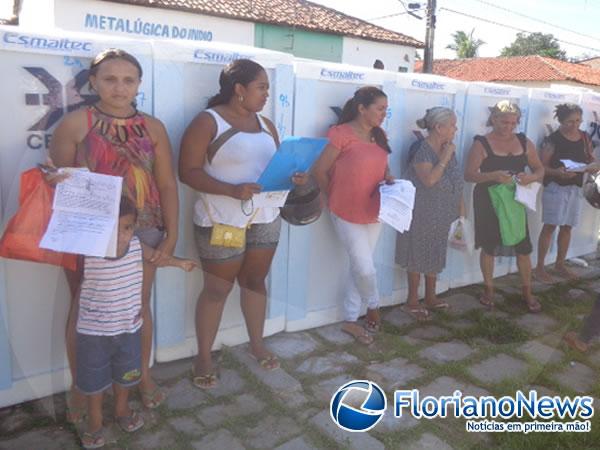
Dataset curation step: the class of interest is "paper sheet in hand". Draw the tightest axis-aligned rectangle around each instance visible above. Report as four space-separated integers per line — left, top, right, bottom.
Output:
515 181 541 212
40 170 123 257
378 180 416 233
257 137 328 191
252 191 290 208
561 159 588 172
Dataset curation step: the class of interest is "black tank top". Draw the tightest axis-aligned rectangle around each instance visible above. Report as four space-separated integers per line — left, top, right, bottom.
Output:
544 130 588 187
475 133 528 186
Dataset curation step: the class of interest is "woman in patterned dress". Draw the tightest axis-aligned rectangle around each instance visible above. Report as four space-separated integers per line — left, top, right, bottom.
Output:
49 49 179 421
396 107 464 321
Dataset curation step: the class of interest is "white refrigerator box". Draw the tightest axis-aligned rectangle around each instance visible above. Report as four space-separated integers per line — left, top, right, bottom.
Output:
152 39 294 360
0 25 153 407
455 82 530 285
287 59 397 331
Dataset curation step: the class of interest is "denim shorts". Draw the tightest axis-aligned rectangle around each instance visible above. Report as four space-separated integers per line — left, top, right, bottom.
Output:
75 329 142 395
193 216 281 263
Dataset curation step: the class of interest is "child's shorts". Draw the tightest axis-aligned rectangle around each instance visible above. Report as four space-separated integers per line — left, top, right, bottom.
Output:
76 329 142 395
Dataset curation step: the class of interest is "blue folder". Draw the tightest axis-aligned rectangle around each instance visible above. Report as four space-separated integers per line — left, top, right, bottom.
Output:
257 137 329 191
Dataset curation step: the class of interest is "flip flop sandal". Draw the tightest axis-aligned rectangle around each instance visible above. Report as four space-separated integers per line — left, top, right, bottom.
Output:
192 370 219 389
424 300 449 310
401 304 431 321
66 391 87 424
140 386 166 409
81 429 105 449
525 297 542 313
115 410 144 433
364 319 381 333
341 326 374 345
563 331 589 353
250 354 281 371
479 294 494 309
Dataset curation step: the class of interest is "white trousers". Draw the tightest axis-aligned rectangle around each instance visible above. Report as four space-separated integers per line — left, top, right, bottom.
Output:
330 212 382 322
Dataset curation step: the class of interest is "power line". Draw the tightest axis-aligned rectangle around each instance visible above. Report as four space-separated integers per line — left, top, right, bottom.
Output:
439 7 600 53
469 0 600 43
369 7 426 21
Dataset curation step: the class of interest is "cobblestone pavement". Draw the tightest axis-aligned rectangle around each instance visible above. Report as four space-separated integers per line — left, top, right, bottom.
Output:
2 256 600 449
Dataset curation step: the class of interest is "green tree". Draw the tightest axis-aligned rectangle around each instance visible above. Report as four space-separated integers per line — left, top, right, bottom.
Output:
500 32 566 60
446 29 485 58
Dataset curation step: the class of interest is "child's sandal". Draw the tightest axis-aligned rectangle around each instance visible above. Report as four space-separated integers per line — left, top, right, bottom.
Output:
81 430 105 449
116 410 144 433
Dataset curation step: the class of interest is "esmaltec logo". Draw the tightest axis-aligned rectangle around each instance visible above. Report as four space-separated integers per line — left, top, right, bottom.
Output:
193 49 253 64
320 68 365 81
2 32 93 52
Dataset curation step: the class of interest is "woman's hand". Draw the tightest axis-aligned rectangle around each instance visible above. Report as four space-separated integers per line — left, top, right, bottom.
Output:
148 236 177 265
291 172 309 186
384 174 396 185
440 142 456 164
40 158 70 186
232 183 261 200
493 170 513 184
557 166 578 180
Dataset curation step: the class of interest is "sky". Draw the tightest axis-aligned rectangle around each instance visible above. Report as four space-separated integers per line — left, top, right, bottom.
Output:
310 0 600 60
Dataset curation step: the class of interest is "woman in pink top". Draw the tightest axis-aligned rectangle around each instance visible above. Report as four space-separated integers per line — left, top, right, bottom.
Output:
313 86 394 344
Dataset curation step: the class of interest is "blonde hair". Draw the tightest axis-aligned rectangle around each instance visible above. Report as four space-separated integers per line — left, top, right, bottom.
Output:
487 100 521 126
416 107 455 131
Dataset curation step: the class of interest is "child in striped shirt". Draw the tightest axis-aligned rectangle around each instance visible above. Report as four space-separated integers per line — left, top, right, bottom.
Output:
77 196 197 449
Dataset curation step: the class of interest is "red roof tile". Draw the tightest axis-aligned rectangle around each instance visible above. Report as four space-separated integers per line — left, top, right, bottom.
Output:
415 56 600 86
100 0 423 47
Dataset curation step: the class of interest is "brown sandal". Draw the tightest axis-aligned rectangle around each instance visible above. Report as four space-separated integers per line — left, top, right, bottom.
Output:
401 304 431 321
479 294 494 309
525 296 542 313
341 323 374 345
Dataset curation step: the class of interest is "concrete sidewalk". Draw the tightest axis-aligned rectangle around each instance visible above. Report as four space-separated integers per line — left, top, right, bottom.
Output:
2 255 600 449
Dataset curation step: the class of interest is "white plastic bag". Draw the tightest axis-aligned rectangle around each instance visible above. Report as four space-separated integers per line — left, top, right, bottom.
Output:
448 217 474 253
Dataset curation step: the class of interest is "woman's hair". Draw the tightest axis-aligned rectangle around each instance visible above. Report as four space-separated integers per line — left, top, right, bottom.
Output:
119 195 138 220
89 48 143 79
554 103 583 123
338 86 391 153
207 59 266 108
416 107 455 131
486 100 521 127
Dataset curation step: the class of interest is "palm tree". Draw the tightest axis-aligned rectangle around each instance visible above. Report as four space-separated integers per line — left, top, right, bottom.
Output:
447 29 485 58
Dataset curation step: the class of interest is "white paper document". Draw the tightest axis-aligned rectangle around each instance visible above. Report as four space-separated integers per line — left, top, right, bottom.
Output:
252 190 290 208
515 181 542 212
560 159 588 172
378 180 416 233
40 170 123 257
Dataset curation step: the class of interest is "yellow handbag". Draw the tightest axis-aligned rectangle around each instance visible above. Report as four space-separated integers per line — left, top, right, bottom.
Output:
209 223 247 248
202 196 258 249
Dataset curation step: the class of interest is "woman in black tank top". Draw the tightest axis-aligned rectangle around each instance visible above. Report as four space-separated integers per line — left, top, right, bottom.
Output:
535 104 595 283
465 101 545 312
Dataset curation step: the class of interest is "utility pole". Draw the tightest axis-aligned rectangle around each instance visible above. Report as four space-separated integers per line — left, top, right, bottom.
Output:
423 0 436 73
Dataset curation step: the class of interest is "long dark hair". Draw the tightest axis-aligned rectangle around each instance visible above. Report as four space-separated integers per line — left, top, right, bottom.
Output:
89 48 143 79
338 86 391 153
207 59 265 108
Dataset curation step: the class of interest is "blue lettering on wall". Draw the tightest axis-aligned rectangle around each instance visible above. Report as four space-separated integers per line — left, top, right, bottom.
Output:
193 50 253 63
84 13 213 41
3 32 93 52
484 87 511 96
320 68 365 81
411 79 445 90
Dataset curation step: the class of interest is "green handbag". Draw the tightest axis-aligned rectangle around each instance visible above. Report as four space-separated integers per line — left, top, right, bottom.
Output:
488 182 527 246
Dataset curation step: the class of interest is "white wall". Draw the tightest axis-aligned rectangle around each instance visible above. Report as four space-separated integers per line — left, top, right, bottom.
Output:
52 0 254 46
342 37 414 72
